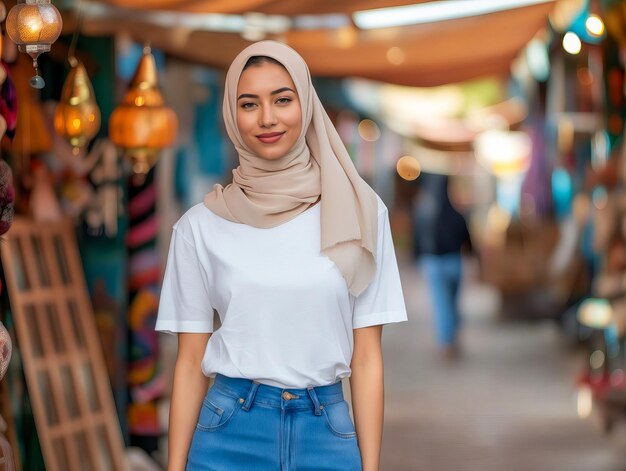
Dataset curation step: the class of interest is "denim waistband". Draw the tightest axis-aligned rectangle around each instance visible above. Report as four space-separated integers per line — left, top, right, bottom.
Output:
211 374 345 412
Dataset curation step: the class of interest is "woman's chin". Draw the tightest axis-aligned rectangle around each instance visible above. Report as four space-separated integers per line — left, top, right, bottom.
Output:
258 149 288 160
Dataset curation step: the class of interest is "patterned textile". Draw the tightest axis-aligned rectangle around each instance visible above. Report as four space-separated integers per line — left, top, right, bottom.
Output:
0 62 17 140
127 167 163 453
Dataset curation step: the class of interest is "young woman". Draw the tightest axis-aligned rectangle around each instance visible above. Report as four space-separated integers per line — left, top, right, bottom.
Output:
156 40 407 471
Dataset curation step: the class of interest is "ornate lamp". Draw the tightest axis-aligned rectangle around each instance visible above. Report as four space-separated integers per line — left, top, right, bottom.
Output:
5 0 63 89
109 47 177 177
54 59 101 154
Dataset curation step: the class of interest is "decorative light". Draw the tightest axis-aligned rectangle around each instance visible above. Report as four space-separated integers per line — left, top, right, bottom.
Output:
585 14 605 37
109 47 178 178
396 155 420 181
577 386 592 418
577 298 613 329
358 119 381 142
563 32 582 55
333 25 358 49
54 59 101 154
474 129 532 178
5 0 63 89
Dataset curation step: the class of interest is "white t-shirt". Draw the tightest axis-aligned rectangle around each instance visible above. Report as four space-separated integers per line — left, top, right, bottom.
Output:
155 195 407 388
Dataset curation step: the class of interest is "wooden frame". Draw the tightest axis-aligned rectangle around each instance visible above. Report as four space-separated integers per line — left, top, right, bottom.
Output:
1 218 126 471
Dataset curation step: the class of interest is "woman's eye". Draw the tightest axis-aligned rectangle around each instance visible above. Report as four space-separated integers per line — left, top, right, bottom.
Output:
276 97 292 105
240 102 256 109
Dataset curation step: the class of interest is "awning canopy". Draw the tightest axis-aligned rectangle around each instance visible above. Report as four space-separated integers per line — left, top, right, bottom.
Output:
96 0 430 15
72 1 555 87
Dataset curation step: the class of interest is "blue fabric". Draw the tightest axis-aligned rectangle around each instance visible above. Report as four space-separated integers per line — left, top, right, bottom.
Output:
420 254 463 347
187 374 362 470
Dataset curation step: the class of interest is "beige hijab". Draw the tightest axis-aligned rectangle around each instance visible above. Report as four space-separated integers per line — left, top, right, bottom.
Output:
204 40 378 296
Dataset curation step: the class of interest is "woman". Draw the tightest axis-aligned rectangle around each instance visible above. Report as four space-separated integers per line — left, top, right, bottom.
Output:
156 40 407 471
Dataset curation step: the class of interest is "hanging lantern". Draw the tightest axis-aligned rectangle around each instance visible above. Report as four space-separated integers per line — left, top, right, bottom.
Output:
5 0 63 89
109 47 177 177
54 59 101 154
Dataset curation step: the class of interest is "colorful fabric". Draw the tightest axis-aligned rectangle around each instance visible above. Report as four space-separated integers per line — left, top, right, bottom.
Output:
127 168 163 453
0 62 17 140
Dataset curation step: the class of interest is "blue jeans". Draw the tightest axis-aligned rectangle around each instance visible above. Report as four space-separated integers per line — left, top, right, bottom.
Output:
187 374 362 470
420 254 462 347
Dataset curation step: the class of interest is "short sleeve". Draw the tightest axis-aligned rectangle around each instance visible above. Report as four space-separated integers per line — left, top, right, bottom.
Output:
155 226 214 335
352 205 408 329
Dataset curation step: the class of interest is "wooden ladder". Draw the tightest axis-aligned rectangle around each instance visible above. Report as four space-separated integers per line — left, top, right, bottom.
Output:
1 218 126 471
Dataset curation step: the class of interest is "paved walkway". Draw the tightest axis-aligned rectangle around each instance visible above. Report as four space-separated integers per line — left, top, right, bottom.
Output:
379 258 626 471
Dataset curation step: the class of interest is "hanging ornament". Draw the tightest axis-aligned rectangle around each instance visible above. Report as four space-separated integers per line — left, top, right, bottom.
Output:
109 47 177 179
5 0 63 89
54 59 101 155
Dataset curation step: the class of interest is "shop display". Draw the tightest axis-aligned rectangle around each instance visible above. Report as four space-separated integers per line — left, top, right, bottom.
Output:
0 218 126 470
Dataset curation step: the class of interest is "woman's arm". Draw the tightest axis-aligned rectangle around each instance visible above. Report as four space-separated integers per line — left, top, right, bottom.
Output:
167 332 211 471
349 325 384 471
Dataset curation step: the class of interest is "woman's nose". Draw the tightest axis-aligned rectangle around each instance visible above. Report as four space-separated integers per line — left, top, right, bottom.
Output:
259 106 277 127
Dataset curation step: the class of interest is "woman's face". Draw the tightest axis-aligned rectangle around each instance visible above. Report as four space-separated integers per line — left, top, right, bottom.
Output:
236 61 302 160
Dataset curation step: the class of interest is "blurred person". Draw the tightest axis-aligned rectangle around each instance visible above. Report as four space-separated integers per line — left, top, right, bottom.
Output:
413 173 472 361
155 41 407 471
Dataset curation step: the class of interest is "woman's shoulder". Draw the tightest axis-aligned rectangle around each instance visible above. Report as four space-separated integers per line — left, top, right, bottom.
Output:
176 202 210 225
173 203 223 240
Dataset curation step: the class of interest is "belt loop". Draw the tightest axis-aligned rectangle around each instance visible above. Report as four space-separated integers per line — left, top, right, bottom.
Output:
242 381 260 412
307 386 322 416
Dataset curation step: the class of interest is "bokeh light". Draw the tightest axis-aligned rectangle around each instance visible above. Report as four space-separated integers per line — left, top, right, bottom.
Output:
578 298 613 329
576 67 593 86
577 386 593 418
334 25 358 49
396 155 420 181
358 119 381 142
386 46 406 65
563 32 581 55
591 186 608 210
590 350 605 369
585 15 604 37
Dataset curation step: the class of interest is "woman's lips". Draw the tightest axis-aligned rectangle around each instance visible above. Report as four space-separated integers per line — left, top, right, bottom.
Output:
256 132 285 144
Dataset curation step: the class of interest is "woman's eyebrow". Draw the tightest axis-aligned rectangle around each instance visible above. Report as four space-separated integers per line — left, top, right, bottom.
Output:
270 87 295 95
237 87 296 101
